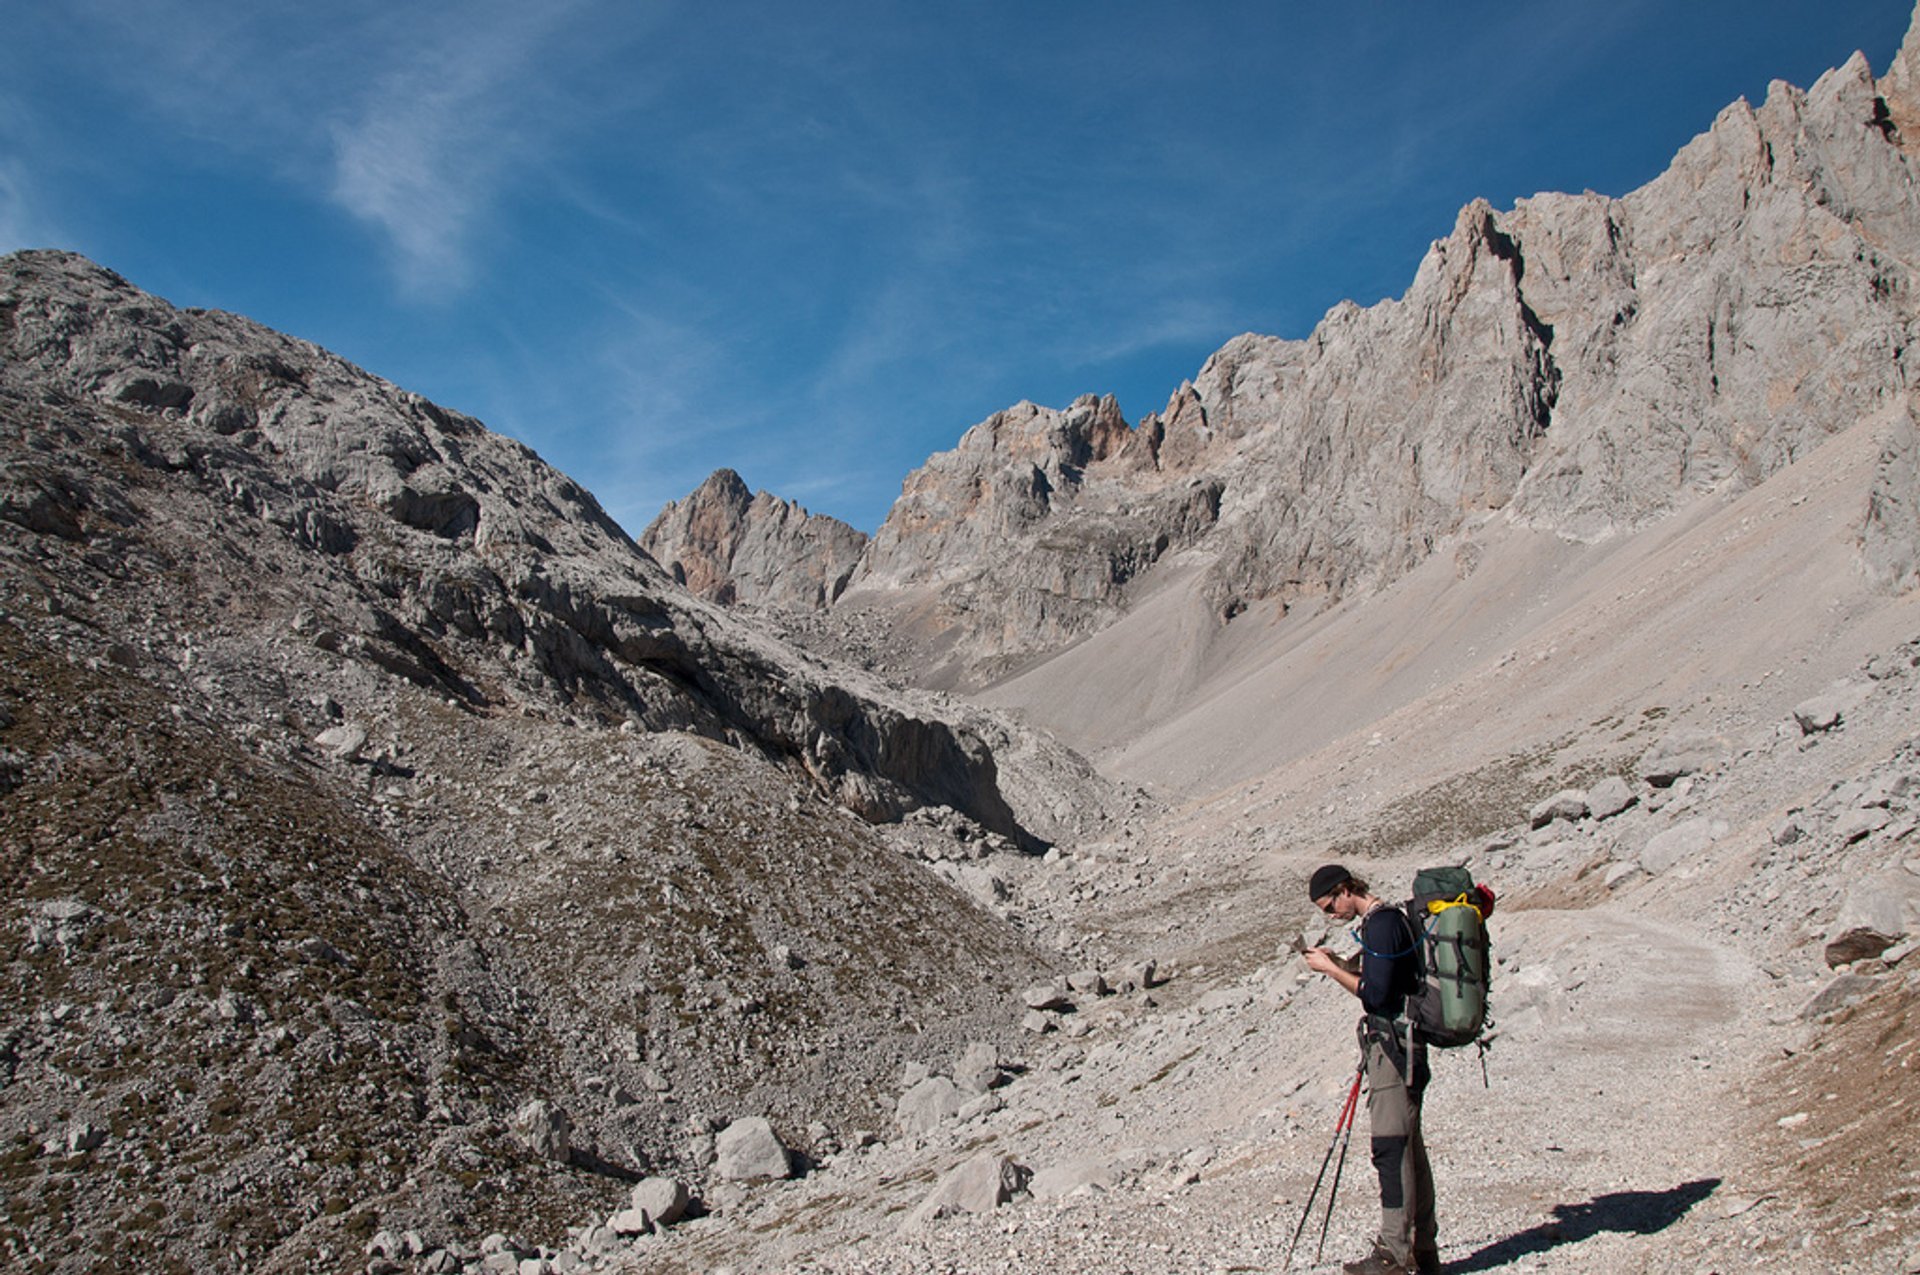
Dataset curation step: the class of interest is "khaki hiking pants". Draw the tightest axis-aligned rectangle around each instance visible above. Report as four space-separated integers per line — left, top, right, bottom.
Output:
1363 1025 1437 1268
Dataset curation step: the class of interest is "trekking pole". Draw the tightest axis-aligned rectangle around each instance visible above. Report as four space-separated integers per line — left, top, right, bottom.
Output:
1285 1063 1364 1270
1314 1077 1362 1264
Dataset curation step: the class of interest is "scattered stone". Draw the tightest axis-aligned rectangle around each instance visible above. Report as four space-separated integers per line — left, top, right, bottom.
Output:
1797 973 1882 1019
1021 1010 1055 1034
957 1091 1003 1121
629 1176 689 1227
1029 1158 1117 1199
1603 860 1643 890
40 1121 105 1156
606 1206 653 1237
1023 981 1073 1012
1065 969 1108 997
1833 807 1892 843
1825 870 1920 967
952 1042 1004 1094
1638 730 1728 787
314 722 369 761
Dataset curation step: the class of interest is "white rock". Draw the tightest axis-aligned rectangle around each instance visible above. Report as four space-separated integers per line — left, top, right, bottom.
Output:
1587 776 1636 820
606 1208 652 1236
1529 788 1589 827
313 723 369 760
1603 860 1643 890
629 1175 689 1226
953 1041 1003 1094
900 1152 1031 1231
1637 730 1728 787
895 1076 967 1134
715 1116 790 1181
510 1099 571 1163
1029 1158 1117 1199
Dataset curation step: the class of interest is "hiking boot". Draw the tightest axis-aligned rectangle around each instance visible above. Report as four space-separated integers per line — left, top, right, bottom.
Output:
1413 1251 1443 1275
1341 1243 1411 1275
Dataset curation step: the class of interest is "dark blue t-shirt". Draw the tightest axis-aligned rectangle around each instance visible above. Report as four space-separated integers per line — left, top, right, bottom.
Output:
1357 903 1420 1018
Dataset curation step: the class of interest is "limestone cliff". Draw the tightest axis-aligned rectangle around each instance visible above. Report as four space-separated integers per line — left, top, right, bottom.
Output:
680 9 1920 690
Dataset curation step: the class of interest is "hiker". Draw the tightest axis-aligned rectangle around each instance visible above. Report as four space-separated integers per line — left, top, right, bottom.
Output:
1304 863 1440 1275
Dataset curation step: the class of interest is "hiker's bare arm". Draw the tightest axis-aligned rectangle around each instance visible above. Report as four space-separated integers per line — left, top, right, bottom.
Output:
1304 946 1361 997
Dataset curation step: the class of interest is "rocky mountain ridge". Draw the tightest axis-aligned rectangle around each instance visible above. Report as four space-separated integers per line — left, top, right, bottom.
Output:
646 15 1920 694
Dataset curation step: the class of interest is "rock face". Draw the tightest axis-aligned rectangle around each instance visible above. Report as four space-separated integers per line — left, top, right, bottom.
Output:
642 468 868 609
663 18 1920 690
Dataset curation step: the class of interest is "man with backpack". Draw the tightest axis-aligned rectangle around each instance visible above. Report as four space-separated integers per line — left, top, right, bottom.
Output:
1304 864 1441 1275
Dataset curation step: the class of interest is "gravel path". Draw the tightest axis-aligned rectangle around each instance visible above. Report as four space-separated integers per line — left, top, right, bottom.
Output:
603 900 1856 1275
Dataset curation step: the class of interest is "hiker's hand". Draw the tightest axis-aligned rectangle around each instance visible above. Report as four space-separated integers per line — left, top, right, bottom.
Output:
1303 946 1338 975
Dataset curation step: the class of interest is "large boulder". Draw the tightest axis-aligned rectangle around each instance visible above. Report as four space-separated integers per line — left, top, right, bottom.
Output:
714 1117 790 1182
1637 731 1728 787
900 1152 1032 1231
509 1099 571 1164
1824 869 1920 967
895 1076 968 1134
1639 818 1724 875
1587 776 1636 821
952 1042 1005 1095
1029 1158 1117 1200
1529 788 1589 828
628 1176 690 1227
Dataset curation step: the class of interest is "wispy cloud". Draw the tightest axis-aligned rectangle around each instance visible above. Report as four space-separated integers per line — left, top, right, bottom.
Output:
34 0 662 298
324 2 591 295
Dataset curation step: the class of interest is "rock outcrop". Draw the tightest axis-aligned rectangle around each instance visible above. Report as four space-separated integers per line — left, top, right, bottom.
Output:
642 468 867 610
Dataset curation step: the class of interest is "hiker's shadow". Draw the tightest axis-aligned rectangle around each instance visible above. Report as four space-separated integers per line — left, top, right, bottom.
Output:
1448 1177 1721 1272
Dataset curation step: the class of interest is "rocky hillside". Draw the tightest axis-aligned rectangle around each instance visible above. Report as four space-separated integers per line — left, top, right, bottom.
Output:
7 10 1920 1275
649 13 1920 695
0 251 1126 1274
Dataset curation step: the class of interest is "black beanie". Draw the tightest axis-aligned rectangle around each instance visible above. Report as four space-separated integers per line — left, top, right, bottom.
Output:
1308 863 1351 902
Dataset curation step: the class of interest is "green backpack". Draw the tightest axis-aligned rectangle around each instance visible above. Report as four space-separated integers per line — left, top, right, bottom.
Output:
1404 865 1494 1049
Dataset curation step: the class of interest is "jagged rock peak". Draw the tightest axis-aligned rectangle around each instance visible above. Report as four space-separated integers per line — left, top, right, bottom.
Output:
642 467 868 610
856 392 1167 590
819 10 1920 684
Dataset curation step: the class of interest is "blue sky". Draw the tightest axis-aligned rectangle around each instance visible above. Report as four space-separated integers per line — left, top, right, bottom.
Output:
3 1 1913 534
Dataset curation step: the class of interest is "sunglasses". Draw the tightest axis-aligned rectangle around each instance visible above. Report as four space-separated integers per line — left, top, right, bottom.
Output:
1315 895 1339 915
